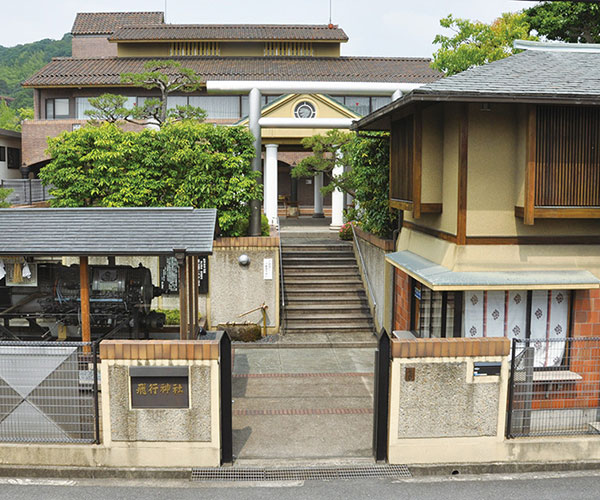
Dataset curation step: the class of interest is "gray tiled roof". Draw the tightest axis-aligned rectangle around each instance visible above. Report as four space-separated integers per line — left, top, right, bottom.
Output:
415 50 600 98
0 208 217 256
110 24 348 42
23 56 440 87
72 12 165 36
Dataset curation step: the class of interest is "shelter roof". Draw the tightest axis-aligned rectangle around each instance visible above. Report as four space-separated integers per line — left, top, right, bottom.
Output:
0 208 217 256
355 48 600 130
71 12 165 36
110 24 348 42
23 56 440 87
386 251 600 291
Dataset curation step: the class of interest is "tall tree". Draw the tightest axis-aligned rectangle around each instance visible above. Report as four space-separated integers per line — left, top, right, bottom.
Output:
431 12 535 76
524 1 600 43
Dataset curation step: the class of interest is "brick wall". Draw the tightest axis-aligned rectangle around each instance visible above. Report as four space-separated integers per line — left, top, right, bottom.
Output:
72 36 117 58
393 268 411 331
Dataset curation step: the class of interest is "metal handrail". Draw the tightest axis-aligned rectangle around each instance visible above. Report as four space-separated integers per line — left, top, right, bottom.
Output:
276 216 286 335
351 223 377 312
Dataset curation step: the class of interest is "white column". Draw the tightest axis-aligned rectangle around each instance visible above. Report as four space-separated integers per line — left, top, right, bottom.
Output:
330 163 344 230
313 172 324 218
264 143 279 226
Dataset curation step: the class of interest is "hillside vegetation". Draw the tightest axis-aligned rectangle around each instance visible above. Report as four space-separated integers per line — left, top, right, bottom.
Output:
0 34 71 110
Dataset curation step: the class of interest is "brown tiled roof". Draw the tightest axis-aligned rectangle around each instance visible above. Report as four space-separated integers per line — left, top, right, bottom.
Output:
23 56 440 87
109 24 348 42
72 12 165 35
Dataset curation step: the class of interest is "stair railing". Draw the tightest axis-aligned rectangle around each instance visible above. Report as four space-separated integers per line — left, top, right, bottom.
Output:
276 216 286 333
351 223 377 316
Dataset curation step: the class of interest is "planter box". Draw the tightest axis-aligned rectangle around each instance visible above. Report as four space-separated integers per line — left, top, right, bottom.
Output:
354 226 395 252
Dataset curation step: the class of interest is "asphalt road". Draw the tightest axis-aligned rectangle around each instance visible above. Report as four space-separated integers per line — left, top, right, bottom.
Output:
0 471 599 500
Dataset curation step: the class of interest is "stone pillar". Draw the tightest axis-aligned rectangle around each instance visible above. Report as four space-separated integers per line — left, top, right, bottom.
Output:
313 172 324 218
249 88 262 236
330 163 344 230
264 144 279 226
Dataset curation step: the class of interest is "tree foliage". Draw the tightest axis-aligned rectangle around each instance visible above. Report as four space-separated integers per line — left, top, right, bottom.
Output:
39 122 262 237
119 60 206 125
0 187 12 208
0 101 34 131
431 13 535 76
524 1 600 43
0 34 71 109
293 130 397 238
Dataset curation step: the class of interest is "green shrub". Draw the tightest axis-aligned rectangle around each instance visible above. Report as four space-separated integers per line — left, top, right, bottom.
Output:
156 309 180 325
0 187 12 208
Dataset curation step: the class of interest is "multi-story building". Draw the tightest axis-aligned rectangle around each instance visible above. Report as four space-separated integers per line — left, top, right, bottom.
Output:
22 11 439 220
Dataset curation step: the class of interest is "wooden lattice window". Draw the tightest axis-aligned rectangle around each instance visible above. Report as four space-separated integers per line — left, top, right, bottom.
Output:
264 42 314 56
170 42 220 56
535 106 600 207
390 117 414 204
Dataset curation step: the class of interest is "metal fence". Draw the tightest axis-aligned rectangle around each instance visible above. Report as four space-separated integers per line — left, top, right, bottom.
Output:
0 341 99 444
0 179 53 205
507 337 600 438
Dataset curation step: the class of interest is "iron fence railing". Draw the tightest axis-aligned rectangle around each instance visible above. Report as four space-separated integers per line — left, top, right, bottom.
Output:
351 223 377 315
0 341 100 444
0 179 53 205
507 337 600 438
276 216 286 334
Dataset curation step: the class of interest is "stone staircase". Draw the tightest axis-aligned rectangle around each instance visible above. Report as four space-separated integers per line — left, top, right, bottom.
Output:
281 242 375 335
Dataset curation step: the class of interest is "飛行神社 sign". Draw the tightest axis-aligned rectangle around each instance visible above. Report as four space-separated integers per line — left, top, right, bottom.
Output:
129 366 189 409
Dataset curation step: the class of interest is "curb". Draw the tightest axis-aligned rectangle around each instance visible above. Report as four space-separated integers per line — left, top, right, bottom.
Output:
233 342 377 349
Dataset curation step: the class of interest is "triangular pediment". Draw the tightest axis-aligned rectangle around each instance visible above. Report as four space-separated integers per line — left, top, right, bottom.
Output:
236 93 360 126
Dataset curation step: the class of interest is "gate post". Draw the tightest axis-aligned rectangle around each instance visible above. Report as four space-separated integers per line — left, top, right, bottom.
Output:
219 330 233 464
373 328 391 462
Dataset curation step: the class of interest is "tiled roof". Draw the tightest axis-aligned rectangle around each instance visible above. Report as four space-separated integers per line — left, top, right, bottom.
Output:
0 208 217 256
72 12 165 36
415 50 600 98
23 56 441 87
110 24 348 42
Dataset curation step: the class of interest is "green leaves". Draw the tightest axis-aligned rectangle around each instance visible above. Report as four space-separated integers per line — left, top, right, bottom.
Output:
524 1 600 44
432 12 536 76
40 122 259 236
0 187 12 208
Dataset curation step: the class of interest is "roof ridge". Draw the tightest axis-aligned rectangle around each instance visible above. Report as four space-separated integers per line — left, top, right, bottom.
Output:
75 11 164 15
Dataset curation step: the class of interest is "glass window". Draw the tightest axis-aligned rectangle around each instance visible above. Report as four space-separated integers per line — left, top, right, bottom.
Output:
75 97 94 119
7 148 20 169
0 146 5 162
167 96 189 109
241 95 249 117
189 96 240 119
344 96 370 116
372 96 392 111
45 98 70 119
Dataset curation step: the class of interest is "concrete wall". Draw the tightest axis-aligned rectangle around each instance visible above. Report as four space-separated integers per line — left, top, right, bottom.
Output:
354 233 389 331
208 245 280 334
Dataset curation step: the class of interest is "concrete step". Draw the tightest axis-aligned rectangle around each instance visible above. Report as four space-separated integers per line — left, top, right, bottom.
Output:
284 325 375 334
286 290 367 299
286 303 370 311
282 251 355 259
284 278 363 285
286 314 373 324
285 285 366 294
282 257 358 266
284 266 359 275
282 245 353 252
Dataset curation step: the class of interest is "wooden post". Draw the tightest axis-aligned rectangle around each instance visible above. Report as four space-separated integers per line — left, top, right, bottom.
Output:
457 103 469 245
79 256 91 346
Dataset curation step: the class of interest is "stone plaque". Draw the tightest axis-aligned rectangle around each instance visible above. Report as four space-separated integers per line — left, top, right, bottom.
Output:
130 367 189 409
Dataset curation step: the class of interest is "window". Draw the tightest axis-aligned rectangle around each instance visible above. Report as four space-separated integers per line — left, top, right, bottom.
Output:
264 42 313 56
390 116 414 203
189 96 240 119
76 96 136 120
411 282 460 339
7 147 20 169
45 98 70 119
294 101 316 119
170 42 220 56
463 290 570 368
329 96 391 116
0 146 5 162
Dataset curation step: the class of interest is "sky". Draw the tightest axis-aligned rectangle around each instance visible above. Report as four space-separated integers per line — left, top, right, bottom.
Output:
4 0 538 58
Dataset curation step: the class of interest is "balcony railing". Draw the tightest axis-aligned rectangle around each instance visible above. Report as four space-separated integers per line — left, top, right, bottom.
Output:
1 179 53 205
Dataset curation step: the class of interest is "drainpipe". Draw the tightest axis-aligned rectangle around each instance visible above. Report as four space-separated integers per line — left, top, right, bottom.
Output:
249 88 262 236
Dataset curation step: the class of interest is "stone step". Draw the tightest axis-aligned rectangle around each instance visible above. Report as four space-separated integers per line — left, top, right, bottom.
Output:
284 324 375 334
286 312 373 322
282 257 357 266
282 245 353 252
286 303 370 311
282 251 355 259
284 266 359 274
284 277 363 285
285 285 366 294
286 290 367 299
